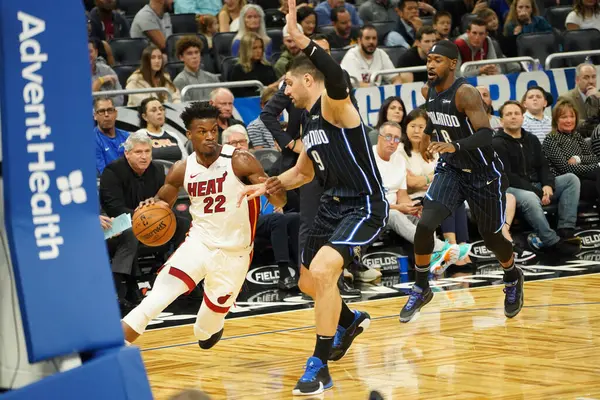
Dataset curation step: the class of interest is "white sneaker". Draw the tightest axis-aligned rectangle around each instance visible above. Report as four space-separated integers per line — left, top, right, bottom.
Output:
355 267 382 283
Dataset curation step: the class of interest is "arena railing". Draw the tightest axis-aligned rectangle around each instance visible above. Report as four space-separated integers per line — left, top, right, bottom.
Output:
370 66 427 84
92 87 173 102
181 80 265 101
545 50 600 70
460 56 539 75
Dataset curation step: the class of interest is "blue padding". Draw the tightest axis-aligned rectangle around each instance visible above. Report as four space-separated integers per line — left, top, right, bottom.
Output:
0 0 123 361
1 347 152 400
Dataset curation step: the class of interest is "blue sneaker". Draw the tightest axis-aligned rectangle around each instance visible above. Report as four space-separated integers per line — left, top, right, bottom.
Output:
504 266 524 318
292 357 333 396
399 285 433 323
329 310 371 361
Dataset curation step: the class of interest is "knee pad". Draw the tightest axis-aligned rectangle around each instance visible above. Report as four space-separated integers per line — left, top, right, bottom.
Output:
414 201 451 255
481 231 513 263
194 305 226 341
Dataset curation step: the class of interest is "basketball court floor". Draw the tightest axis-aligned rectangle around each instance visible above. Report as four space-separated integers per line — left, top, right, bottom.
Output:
136 255 600 399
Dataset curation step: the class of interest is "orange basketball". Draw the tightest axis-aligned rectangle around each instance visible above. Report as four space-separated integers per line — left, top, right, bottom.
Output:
132 203 176 247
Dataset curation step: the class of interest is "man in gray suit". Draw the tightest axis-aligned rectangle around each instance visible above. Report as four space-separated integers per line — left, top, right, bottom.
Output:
558 63 600 137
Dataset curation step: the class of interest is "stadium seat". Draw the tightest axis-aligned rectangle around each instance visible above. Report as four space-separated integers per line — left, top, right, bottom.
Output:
371 21 397 42
213 32 237 73
317 25 335 36
461 13 478 33
165 62 184 80
380 46 407 67
253 149 282 175
112 64 138 89
330 48 347 64
221 56 239 82
170 13 198 34
264 8 286 28
110 37 148 65
118 0 147 16
562 28 600 66
517 31 560 69
545 6 573 31
420 16 433 26
267 29 284 53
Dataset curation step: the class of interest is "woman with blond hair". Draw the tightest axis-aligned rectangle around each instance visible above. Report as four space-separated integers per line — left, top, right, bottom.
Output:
230 32 277 97
125 45 181 106
543 99 599 202
503 0 552 36
218 0 246 32
231 4 272 60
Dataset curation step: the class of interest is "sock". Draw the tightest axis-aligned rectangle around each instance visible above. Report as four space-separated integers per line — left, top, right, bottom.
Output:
503 261 519 282
338 301 355 329
278 262 291 279
415 264 430 290
313 335 334 364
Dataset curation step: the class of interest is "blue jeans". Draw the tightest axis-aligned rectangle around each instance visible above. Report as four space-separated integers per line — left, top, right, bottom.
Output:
507 173 580 247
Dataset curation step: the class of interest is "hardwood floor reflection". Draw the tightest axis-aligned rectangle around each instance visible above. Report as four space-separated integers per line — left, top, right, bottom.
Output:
138 273 600 399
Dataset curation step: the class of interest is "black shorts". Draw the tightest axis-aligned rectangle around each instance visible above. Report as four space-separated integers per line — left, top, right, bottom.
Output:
425 161 508 233
301 196 387 268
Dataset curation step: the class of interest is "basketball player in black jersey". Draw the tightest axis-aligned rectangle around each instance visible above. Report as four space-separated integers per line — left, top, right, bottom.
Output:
399 40 524 323
238 0 388 395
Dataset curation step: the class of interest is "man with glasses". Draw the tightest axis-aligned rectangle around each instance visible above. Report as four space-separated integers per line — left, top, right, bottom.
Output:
94 97 130 174
373 121 468 273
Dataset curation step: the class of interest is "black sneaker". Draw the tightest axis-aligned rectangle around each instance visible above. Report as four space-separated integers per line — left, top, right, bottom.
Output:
329 311 371 361
503 267 524 318
338 274 361 297
198 328 223 349
292 357 333 396
399 285 433 323
278 276 299 291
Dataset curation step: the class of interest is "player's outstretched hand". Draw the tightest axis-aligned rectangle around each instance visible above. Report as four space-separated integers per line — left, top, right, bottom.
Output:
428 141 456 154
286 0 298 29
237 178 267 207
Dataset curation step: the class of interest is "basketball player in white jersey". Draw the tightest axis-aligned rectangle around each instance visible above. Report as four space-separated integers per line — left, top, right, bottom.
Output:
121 102 286 348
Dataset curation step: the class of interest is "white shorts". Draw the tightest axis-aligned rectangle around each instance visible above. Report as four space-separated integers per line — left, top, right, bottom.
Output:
162 229 251 314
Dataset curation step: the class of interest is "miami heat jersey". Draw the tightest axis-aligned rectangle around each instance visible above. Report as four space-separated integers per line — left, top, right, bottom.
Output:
183 145 259 251
426 77 498 170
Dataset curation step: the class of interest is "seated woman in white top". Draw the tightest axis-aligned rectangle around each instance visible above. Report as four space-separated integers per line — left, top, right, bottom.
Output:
126 45 181 106
566 0 600 31
219 0 246 32
136 97 188 164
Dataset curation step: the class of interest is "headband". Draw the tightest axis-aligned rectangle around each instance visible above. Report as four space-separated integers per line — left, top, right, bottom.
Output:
428 40 459 60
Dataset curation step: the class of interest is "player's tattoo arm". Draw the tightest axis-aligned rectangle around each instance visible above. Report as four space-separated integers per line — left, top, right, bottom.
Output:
452 85 493 151
278 149 315 190
155 160 186 208
232 150 287 208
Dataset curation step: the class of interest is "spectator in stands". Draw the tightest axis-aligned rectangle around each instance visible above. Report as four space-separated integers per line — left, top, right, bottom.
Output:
396 26 437 83
99 132 189 263
374 121 469 272
326 6 360 48
223 129 300 289
494 100 581 252
231 5 273 59
247 87 278 149
543 99 600 204
375 96 406 130
478 7 502 41
219 0 246 32
173 36 220 102
126 45 181 106
359 0 398 23
455 19 505 77
557 63 600 138
197 15 218 49
315 0 363 27
274 23 304 78
130 0 174 52
522 85 553 143
341 24 402 87
90 39 124 106
222 124 252 149
136 97 187 163
566 0 600 31
476 86 503 130
95 97 130 174
503 0 552 37
175 0 221 16
89 0 130 41
210 88 246 142
264 0 289 28
87 16 115 66
433 11 452 40
399 109 474 265
297 7 318 37
230 32 278 97
385 0 422 48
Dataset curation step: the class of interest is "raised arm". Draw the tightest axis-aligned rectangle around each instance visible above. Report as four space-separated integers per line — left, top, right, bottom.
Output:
285 0 360 129
232 150 287 208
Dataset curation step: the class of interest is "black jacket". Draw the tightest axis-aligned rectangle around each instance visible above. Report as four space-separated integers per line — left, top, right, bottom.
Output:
99 157 165 217
89 7 130 40
492 128 555 198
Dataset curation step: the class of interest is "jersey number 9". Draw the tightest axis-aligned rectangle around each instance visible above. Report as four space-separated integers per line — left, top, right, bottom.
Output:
311 150 325 171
